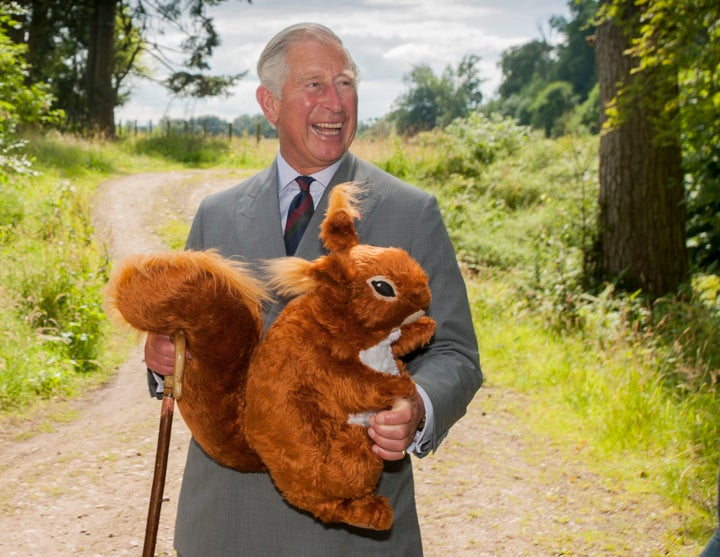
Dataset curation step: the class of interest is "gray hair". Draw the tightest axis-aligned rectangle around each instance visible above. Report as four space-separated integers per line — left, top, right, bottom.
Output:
257 23 359 97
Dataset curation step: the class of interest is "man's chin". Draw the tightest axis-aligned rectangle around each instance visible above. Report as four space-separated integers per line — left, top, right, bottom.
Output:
308 143 349 165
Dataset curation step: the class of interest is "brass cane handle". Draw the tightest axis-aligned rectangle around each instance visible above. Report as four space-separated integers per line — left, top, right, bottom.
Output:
172 332 186 401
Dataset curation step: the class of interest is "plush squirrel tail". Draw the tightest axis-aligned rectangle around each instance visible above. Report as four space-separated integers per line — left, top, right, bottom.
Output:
104 250 269 471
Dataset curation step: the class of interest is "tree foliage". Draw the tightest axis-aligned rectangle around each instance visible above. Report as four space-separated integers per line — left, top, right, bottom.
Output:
599 0 720 272
486 0 717 277
389 54 484 136
528 81 577 137
0 3 62 181
550 0 599 100
497 40 554 100
0 5 63 136
10 0 250 136
488 0 599 136
233 114 278 139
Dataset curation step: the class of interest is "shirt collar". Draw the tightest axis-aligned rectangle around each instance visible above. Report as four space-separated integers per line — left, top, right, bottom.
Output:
276 151 343 193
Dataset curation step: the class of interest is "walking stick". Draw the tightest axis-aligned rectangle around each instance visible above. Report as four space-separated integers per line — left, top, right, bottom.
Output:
142 333 185 557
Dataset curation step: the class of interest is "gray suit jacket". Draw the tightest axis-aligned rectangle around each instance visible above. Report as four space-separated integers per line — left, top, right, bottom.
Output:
175 152 482 556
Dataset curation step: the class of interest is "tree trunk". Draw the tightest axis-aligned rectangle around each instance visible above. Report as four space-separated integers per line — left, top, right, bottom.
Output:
12 0 55 80
595 0 687 299
86 0 117 137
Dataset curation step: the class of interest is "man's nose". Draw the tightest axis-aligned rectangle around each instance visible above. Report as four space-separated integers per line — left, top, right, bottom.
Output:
320 85 344 112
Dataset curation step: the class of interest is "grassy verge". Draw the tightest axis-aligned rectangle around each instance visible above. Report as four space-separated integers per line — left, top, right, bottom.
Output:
1 135 119 414
470 272 719 544
0 125 717 548
363 117 719 544
0 131 275 419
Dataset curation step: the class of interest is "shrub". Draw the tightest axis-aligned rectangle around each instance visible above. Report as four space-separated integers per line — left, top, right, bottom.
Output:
132 133 230 165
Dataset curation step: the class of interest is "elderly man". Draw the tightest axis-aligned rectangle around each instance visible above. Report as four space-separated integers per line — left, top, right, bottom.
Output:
145 22 482 556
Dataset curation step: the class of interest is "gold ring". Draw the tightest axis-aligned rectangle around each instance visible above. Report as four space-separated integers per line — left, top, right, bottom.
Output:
401 449 407 458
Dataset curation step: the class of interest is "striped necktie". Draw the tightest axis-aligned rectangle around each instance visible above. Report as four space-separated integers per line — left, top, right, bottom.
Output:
284 176 315 255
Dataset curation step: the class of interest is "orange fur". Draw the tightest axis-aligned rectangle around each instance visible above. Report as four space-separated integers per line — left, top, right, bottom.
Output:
104 250 268 471
103 183 436 530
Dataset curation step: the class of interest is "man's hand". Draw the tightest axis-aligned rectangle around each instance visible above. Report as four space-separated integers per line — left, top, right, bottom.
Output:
367 396 425 461
145 332 182 375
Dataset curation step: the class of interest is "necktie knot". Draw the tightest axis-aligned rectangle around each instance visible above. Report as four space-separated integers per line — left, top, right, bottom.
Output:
296 175 313 193
284 176 315 255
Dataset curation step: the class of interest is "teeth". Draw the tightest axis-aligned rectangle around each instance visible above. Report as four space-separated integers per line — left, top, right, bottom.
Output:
313 123 342 135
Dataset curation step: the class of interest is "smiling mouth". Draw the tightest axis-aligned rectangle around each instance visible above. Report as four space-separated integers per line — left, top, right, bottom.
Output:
312 122 342 136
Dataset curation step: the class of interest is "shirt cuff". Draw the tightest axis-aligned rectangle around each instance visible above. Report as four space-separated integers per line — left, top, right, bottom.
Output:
407 384 434 457
147 369 165 399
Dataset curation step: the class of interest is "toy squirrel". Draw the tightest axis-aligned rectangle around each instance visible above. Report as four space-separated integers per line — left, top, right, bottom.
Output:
104 183 436 530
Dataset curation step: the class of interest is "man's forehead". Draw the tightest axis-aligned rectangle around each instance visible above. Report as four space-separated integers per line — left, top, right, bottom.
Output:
293 66 356 81
287 41 355 76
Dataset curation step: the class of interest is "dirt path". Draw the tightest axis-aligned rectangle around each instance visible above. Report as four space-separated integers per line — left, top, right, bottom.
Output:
0 171 700 556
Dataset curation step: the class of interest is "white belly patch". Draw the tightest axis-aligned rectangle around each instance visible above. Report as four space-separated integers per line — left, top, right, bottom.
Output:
347 328 402 427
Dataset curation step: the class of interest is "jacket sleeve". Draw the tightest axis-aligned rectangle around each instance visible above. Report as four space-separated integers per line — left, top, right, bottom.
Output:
405 194 483 454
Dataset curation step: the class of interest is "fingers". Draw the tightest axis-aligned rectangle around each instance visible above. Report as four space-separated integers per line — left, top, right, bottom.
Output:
144 332 176 375
368 425 411 461
368 398 423 461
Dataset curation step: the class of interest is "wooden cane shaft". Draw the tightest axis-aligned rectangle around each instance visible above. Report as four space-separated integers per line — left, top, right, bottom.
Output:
142 332 185 556
142 395 174 557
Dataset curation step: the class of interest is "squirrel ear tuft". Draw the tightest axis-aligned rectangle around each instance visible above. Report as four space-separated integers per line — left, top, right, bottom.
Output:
320 182 363 253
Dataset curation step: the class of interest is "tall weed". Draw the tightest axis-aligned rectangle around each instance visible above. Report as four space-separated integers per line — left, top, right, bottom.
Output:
124 131 277 169
0 134 118 411
408 116 719 536
2 127 718 544
24 131 129 177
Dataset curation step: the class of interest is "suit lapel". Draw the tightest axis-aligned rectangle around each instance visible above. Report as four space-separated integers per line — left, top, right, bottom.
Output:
234 163 287 261
271 152 384 260
261 153 385 327
324 152 382 242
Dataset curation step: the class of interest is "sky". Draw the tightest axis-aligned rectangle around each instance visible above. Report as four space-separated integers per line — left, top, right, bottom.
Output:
115 0 571 126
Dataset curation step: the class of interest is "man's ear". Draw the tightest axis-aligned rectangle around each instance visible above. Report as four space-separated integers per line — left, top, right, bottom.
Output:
256 85 280 125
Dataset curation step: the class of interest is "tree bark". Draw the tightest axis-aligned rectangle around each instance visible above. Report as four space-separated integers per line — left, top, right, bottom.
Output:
595 0 687 299
86 0 117 137
14 0 54 79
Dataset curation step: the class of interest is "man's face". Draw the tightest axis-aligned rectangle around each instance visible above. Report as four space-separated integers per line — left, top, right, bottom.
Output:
257 39 358 175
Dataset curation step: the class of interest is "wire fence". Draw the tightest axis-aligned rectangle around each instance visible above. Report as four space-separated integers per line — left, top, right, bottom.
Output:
116 119 273 142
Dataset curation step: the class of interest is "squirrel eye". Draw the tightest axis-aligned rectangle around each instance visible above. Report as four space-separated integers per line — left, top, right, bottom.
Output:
368 276 397 299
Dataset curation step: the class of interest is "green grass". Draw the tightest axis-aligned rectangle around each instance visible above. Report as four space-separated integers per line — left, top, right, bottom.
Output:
0 124 718 549
469 267 719 544
0 130 281 416
1 174 105 408
124 130 277 169
370 119 719 544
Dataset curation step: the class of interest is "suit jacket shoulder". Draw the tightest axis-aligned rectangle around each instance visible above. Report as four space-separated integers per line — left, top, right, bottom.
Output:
186 164 286 260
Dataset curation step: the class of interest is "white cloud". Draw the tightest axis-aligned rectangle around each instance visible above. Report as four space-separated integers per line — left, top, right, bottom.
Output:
116 0 569 125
